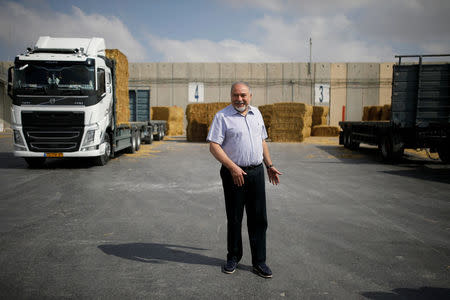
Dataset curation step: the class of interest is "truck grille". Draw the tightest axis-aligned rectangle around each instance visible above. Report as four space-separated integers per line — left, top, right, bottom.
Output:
21 111 84 152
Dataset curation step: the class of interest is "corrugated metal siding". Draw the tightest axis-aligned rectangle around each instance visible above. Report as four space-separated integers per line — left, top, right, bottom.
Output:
129 90 150 122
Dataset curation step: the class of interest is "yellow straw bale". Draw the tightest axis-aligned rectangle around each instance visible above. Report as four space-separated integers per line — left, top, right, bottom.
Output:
368 106 382 121
151 106 184 136
312 106 329 126
186 102 229 142
106 49 130 126
381 104 391 121
311 125 340 136
362 106 370 121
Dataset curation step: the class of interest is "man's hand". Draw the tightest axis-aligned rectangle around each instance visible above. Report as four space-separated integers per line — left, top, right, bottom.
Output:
230 166 247 187
267 166 282 185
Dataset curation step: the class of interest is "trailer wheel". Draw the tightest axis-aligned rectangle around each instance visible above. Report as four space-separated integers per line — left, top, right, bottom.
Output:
128 131 137 153
94 133 111 166
438 147 450 164
24 157 46 168
135 130 141 152
343 130 350 148
380 135 403 162
348 134 360 150
147 130 153 144
155 130 163 141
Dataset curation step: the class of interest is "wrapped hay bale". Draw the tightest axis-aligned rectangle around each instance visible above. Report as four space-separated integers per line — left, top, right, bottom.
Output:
312 106 329 126
270 102 313 142
151 106 184 136
312 125 340 136
381 104 391 121
105 49 130 126
186 102 229 142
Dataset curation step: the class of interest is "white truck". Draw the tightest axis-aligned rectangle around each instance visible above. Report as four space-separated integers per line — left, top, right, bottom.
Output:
7 36 165 167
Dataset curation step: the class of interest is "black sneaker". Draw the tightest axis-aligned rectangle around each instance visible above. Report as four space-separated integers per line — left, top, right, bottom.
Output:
253 263 272 278
223 259 238 274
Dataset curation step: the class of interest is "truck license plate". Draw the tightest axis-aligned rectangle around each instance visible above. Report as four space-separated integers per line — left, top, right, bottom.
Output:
45 153 63 158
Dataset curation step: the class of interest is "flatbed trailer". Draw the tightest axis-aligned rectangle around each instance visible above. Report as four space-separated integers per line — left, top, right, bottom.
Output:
339 54 450 163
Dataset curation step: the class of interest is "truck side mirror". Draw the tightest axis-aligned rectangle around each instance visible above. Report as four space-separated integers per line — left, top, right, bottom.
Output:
7 66 13 98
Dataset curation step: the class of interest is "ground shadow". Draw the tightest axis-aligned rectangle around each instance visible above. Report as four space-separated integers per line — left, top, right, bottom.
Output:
361 286 450 300
0 152 26 169
98 242 226 267
0 150 132 170
380 166 450 184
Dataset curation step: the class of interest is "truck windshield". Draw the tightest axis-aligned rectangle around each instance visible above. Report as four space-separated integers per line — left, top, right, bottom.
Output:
14 62 95 95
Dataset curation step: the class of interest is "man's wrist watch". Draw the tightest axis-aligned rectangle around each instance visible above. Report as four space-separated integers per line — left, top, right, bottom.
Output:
266 164 274 169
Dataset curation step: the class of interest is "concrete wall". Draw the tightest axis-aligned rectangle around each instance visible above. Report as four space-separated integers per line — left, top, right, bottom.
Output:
379 63 394 106
330 64 347 126
0 61 394 132
346 63 380 121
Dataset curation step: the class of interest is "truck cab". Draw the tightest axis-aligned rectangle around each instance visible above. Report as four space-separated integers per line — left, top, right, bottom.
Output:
8 36 113 167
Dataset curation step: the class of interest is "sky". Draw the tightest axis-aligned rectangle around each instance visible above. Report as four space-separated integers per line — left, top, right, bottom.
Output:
0 0 449 63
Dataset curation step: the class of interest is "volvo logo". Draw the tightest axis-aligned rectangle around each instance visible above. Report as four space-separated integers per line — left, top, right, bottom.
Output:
49 98 56 104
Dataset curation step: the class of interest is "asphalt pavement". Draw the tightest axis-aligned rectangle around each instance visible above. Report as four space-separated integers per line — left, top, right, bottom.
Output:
0 133 449 299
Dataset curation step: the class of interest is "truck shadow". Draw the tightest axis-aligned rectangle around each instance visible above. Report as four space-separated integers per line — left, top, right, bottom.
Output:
0 152 28 169
315 145 450 184
98 242 228 267
0 151 130 169
361 286 450 300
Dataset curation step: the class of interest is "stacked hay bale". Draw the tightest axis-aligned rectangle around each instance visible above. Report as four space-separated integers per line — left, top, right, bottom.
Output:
258 104 273 136
151 106 184 136
186 102 229 142
381 104 391 120
311 125 340 136
362 105 391 121
311 106 339 136
312 106 329 126
270 102 313 142
105 49 129 125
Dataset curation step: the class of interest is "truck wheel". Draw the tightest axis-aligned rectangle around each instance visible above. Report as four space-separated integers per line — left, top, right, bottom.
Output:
94 133 111 166
147 130 153 144
128 131 137 153
348 134 360 150
154 130 163 141
24 157 46 168
380 135 403 162
438 147 450 163
135 130 141 151
343 130 351 148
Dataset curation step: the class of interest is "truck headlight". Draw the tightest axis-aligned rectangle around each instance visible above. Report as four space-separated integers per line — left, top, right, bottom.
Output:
13 130 25 146
82 130 96 146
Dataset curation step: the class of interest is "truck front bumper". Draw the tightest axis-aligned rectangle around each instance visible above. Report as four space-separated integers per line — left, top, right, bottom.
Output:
14 142 107 158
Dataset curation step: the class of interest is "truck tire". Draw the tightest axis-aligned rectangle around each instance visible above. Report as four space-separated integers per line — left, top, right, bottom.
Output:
94 133 111 166
135 130 141 152
348 133 360 150
155 130 163 141
24 157 46 168
147 130 153 144
438 147 450 164
343 130 350 148
380 135 404 162
128 131 137 153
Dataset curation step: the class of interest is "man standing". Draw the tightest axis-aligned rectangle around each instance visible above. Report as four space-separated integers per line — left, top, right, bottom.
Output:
207 82 282 278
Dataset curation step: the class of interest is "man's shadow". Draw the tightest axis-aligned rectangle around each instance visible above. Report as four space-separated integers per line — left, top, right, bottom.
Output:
98 242 252 271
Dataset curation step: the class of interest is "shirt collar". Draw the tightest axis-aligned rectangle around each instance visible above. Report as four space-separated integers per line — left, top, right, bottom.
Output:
228 104 255 116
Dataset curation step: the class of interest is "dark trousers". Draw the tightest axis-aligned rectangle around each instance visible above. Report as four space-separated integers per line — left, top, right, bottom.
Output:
220 164 268 266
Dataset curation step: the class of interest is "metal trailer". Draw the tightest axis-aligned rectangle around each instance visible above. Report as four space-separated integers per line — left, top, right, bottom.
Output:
339 54 450 163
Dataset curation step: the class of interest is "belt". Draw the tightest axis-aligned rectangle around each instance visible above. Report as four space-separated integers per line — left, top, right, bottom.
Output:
239 163 263 171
